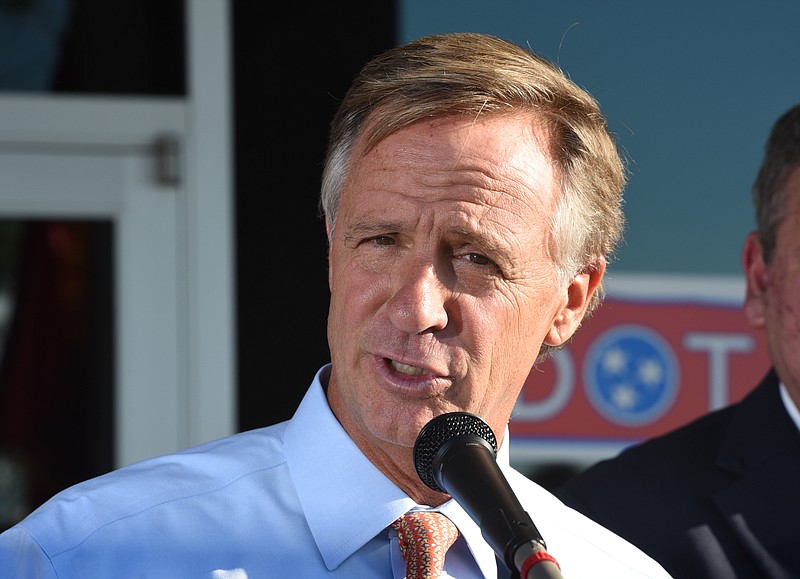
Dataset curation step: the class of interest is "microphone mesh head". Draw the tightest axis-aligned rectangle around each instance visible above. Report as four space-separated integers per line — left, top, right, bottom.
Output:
413 412 498 492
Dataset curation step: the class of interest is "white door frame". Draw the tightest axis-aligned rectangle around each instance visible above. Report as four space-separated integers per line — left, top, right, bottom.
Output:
181 0 235 462
0 0 235 468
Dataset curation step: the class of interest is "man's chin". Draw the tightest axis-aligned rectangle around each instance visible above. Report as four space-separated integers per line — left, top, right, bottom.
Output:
369 413 442 451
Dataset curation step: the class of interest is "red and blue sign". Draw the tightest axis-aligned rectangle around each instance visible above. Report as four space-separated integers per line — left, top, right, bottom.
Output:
509 274 770 464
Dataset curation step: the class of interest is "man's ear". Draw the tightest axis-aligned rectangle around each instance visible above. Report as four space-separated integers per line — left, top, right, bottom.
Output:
742 232 768 329
544 257 606 347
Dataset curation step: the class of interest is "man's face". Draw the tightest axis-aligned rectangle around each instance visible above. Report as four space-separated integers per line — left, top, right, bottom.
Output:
325 113 600 456
744 166 800 405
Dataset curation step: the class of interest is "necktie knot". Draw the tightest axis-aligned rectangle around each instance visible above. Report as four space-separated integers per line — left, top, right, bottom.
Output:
392 511 459 579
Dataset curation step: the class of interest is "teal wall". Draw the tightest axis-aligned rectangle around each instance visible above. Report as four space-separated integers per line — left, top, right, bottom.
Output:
398 1 800 275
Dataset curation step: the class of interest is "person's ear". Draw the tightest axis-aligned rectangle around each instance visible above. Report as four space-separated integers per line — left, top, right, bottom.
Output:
544 257 606 346
742 232 768 329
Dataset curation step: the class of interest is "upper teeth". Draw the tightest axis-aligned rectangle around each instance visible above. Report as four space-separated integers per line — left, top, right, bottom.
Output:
390 360 426 376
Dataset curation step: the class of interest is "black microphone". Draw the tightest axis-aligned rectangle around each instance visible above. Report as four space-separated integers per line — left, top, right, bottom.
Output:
413 412 563 579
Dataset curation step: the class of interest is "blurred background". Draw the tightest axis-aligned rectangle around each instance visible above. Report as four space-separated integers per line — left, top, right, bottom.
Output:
0 0 797 529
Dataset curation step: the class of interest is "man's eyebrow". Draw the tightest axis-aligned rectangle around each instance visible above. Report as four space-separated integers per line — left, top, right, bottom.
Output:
341 221 512 257
449 226 508 255
342 220 403 239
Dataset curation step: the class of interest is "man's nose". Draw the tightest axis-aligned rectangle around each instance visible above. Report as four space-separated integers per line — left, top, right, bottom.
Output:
386 261 449 335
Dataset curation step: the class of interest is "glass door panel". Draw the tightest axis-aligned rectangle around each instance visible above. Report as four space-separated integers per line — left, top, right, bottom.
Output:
0 219 113 531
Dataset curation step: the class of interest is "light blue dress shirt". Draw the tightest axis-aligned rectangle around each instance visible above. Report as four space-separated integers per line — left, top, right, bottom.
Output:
0 365 671 578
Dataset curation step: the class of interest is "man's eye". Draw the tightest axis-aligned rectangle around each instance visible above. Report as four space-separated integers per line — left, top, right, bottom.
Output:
466 252 491 266
370 235 395 246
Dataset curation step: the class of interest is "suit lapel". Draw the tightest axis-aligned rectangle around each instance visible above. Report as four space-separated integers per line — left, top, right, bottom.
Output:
712 370 800 577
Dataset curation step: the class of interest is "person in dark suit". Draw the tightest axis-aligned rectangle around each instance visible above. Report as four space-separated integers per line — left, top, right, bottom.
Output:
555 103 800 579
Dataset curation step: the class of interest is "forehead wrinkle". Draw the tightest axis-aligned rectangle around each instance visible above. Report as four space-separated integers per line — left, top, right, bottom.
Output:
422 161 553 244
423 143 554 213
452 168 554 244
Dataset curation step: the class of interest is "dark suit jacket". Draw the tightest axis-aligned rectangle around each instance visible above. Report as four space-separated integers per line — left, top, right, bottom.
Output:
555 369 800 578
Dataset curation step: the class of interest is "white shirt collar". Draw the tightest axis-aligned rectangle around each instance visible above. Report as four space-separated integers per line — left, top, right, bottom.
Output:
284 365 501 576
779 381 800 432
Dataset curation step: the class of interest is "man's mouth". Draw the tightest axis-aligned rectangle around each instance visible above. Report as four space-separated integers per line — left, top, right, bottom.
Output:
387 359 427 376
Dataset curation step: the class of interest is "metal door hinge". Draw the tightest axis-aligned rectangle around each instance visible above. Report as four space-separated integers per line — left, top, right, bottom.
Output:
154 134 181 186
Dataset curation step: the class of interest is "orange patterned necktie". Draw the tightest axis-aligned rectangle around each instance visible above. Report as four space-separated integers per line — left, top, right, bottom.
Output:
392 511 460 579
